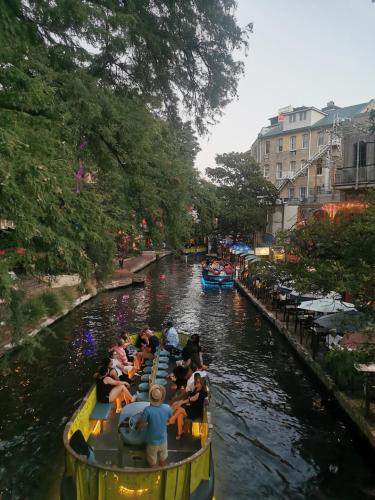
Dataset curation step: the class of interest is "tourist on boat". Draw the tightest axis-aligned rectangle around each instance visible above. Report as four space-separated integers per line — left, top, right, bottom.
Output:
163 320 180 353
101 356 129 384
136 384 172 467
114 339 140 374
121 332 135 363
185 362 208 393
95 365 135 412
134 328 160 367
169 374 208 440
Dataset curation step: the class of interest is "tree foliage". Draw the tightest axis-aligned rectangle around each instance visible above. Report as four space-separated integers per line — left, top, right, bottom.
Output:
206 151 278 238
280 193 375 311
16 0 251 132
0 0 249 343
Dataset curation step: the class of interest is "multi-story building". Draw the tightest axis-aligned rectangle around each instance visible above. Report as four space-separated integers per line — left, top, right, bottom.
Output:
251 99 375 233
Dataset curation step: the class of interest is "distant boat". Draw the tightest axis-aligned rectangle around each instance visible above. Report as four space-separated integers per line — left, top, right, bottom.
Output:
182 245 208 256
201 261 235 289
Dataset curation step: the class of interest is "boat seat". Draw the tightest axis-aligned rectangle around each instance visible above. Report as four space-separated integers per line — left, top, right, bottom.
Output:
143 367 152 374
154 378 167 386
136 392 149 402
89 402 113 433
138 382 150 392
90 402 112 421
141 374 150 382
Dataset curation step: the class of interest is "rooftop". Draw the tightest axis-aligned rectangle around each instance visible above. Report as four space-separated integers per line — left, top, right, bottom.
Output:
260 100 372 139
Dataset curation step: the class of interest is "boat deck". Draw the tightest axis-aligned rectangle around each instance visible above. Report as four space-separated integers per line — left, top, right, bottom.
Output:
87 352 203 468
88 410 201 468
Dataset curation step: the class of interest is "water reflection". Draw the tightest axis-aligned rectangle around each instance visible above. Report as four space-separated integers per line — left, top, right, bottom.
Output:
0 256 374 499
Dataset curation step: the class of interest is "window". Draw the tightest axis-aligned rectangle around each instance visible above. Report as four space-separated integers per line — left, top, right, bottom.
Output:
278 138 283 152
265 140 270 154
302 133 309 149
353 141 367 167
264 164 270 178
292 114 296 122
289 115 292 123
299 111 307 121
300 186 307 199
316 159 323 175
289 187 295 199
290 160 296 173
290 136 296 150
276 162 283 179
318 132 324 146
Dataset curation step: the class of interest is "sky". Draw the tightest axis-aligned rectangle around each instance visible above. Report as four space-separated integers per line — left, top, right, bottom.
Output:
195 0 375 174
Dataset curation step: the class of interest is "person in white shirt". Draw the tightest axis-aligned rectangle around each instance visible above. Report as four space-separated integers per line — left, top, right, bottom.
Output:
163 320 180 352
326 329 343 349
186 369 207 393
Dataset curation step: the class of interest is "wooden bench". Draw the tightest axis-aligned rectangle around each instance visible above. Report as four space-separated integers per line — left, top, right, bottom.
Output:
89 402 113 433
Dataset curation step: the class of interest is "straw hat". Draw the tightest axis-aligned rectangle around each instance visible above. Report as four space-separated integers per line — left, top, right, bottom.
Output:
149 384 166 406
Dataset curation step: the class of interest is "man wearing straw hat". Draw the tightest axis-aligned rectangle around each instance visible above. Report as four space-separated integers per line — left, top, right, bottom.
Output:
137 384 172 467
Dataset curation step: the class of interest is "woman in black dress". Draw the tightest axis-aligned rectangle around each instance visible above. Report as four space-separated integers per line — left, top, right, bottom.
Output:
95 365 135 412
168 374 208 440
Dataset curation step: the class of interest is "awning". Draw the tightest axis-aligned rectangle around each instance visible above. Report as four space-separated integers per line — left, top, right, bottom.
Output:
245 255 261 263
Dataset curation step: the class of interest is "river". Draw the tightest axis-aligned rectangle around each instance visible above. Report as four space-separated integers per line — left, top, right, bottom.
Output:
0 256 374 499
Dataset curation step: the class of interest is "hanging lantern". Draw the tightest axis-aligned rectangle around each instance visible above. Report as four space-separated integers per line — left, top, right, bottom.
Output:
15 247 26 255
0 250 6 256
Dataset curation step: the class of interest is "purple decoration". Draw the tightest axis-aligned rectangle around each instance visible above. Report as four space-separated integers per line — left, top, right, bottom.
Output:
75 160 85 193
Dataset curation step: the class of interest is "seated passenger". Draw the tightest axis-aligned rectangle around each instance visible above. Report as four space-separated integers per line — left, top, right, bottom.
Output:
163 320 180 353
134 328 160 367
185 360 208 393
169 374 208 440
95 365 135 412
326 328 343 349
115 339 140 373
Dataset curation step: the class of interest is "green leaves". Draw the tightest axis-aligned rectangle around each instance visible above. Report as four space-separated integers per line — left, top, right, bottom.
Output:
206 151 278 237
283 193 375 310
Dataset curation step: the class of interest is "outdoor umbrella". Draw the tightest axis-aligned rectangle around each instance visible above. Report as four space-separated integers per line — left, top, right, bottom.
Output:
290 290 341 301
277 284 293 294
298 299 356 314
314 311 366 332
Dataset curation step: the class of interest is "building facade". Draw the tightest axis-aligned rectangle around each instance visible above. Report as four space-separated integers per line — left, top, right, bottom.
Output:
251 100 375 234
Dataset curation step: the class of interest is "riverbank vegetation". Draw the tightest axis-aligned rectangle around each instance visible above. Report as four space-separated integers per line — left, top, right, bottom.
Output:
279 192 375 311
0 1 252 344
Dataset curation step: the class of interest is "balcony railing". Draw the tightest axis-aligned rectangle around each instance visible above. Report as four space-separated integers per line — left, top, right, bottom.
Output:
334 165 375 187
281 171 296 180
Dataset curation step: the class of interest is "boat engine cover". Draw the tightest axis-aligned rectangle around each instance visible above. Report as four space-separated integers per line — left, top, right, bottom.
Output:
118 402 150 446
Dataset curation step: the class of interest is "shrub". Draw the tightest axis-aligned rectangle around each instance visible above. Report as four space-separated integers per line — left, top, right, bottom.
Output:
59 288 75 306
24 296 47 325
41 291 64 316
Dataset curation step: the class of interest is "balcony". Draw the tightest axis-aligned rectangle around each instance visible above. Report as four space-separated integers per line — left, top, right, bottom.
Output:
334 165 375 188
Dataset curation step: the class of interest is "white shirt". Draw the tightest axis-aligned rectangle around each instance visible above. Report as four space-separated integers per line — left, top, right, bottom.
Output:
165 327 179 347
326 334 343 349
186 370 207 393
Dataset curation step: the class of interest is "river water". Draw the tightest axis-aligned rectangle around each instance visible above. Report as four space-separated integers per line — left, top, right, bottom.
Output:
0 257 374 499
